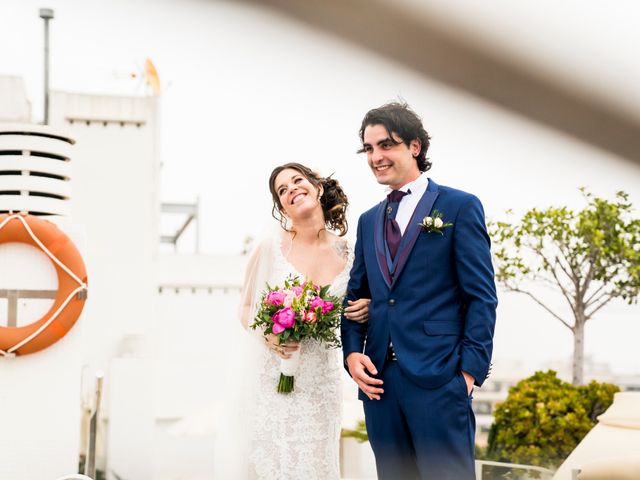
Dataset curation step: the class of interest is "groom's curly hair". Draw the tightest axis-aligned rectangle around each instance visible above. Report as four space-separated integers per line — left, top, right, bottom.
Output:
358 101 432 172
269 162 349 236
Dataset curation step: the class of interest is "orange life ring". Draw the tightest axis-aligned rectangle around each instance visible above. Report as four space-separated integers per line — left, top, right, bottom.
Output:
0 213 88 356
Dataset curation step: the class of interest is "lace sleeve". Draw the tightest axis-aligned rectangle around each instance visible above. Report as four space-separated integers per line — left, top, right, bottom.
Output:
332 238 351 261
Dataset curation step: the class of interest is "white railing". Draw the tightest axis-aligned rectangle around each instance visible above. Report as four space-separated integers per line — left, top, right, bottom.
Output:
54 475 93 480
475 460 555 479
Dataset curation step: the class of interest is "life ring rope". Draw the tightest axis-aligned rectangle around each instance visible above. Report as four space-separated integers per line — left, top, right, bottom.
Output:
0 213 88 287
0 213 88 357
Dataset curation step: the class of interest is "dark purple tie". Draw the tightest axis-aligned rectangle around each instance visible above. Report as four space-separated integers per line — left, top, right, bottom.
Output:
385 190 408 259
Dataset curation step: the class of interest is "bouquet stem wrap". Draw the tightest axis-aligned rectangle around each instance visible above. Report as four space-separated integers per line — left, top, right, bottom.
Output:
277 349 301 393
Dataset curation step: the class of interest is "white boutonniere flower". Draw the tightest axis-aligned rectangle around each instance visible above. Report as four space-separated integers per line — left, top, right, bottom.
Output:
418 210 452 235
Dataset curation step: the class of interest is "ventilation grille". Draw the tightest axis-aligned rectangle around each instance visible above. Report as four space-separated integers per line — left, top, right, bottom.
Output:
0 126 74 216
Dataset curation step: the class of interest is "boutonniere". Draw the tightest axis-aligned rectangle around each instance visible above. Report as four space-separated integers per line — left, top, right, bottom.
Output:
418 210 453 235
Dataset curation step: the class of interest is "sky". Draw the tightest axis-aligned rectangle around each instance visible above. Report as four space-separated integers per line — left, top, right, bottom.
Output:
1 0 639 375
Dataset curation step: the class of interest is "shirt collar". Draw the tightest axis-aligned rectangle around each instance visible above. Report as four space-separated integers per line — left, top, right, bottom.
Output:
385 173 429 195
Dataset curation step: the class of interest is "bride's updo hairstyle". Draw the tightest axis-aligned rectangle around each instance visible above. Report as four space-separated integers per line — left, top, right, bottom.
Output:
269 162 349 236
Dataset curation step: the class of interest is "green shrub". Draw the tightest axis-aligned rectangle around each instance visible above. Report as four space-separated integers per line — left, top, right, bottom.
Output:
341 420 369 443
487 370 618 469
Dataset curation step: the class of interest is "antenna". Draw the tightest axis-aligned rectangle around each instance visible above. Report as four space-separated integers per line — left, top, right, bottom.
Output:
144 58 161 96
110 58 162 96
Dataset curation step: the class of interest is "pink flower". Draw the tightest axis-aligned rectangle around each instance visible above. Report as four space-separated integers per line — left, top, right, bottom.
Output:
309 297 324 310
321 301 334 314
309 296 334 314
272 307 295 329
304 311 317 323
266 290 286 306
291 286 303 297
272 322 285 334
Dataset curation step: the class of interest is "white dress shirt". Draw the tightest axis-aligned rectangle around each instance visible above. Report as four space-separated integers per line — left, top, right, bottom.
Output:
386 173 430 235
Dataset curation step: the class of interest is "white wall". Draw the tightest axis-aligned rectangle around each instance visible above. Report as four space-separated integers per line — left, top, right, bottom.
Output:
0 219 86 480
153 286 242 480
49 91 161 480
0 76 31 122
49 91 160 369
0 332 83 480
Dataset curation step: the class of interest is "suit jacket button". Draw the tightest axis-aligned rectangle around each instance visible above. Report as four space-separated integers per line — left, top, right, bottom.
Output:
388 298 395 306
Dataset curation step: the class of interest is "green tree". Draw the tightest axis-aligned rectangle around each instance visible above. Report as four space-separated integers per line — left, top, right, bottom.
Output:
488 190 640 385
487 370 618 469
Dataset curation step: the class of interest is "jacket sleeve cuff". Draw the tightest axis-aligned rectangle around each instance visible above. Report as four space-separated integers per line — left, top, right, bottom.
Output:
460 359 492 388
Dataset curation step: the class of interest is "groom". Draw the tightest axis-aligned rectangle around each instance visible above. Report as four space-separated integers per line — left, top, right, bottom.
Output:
342 102 497 480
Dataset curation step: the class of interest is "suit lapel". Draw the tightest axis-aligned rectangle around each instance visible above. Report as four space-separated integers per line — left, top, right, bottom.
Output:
373 200 392 288
391 179 440 287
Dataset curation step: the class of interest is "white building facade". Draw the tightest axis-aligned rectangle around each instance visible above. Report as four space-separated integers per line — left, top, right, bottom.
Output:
1 78 374 479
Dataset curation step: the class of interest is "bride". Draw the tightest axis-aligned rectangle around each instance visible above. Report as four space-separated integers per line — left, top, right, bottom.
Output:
238 162 370 479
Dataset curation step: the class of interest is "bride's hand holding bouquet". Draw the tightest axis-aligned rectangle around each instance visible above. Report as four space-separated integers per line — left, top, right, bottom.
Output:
251 274 342 393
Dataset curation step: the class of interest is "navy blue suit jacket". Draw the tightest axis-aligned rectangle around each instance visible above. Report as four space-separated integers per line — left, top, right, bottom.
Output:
342 179 497 394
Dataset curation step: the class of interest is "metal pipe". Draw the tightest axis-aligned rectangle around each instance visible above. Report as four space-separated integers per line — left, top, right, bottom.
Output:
39 8 54 125
85 372 104 479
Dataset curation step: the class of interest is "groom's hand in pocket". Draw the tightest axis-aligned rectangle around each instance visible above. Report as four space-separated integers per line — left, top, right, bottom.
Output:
462 370 475 396
346 353 384 400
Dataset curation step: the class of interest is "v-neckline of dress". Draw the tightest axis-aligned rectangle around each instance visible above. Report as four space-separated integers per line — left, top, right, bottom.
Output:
276 234 350 289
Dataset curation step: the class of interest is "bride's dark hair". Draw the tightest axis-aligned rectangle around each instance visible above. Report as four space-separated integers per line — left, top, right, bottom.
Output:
268 162 349 236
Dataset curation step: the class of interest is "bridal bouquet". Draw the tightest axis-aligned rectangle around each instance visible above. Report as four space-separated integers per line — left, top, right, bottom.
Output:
251 275 342 393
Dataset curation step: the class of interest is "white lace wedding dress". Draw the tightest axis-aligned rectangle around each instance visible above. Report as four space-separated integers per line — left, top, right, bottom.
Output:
246 235 353 480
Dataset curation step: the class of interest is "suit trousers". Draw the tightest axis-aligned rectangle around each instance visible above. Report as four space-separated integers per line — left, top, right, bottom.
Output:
363 361 476 480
